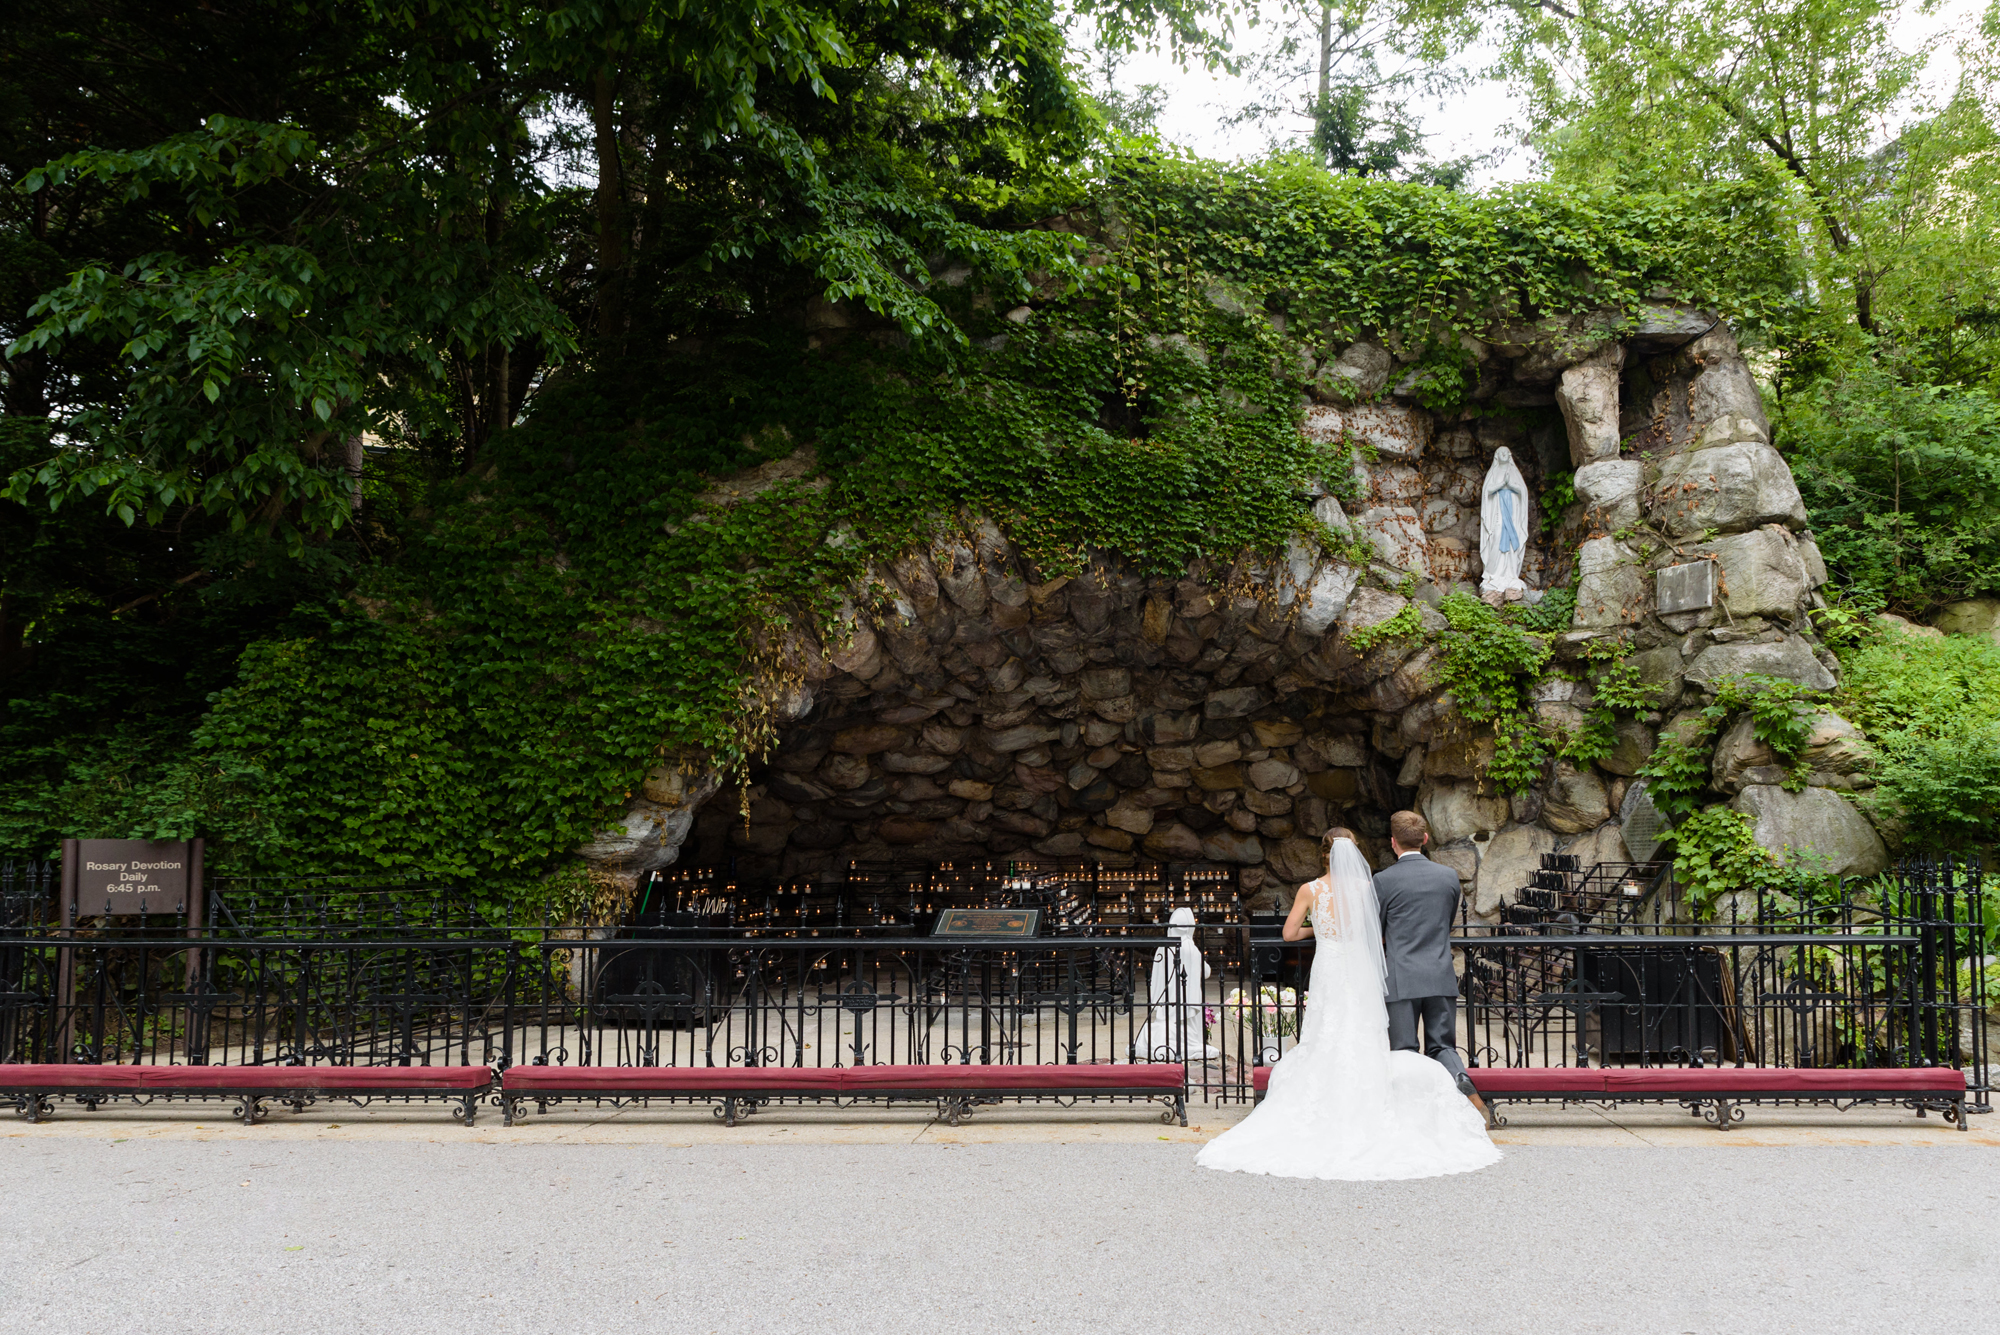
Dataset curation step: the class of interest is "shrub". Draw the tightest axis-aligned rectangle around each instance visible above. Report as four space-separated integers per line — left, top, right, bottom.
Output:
1782 360 2000 610
1834 625 2000 850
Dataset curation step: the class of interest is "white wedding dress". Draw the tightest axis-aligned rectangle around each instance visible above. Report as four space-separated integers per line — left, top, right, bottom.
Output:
1196 840 1501 1181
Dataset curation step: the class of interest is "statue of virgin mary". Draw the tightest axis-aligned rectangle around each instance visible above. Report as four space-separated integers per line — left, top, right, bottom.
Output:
1479 447 1530 594
1132 907 1214 1061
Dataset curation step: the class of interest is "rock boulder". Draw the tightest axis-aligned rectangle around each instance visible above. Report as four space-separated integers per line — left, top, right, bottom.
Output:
1574 538 1646 627
1801 712 1871 775
1317 342 1393 403
1574 459 1644 532
1687 353 1768 432
1730 784 1888 876
1652 442 1807 537
1143 823 1205 861
1685 637 1836 693
1473 825 1557 918
1360 505 1430 580
1599 720 1655 777
1710 715 1784 793
1934 599 2000 646
1542 762 1612 833
1419 779 1511 844
1201 829 1265 865
1268 837 1325 883
1344 401 1432 458
1432 840 1478 887
1558 821 1631 869
1556 348 1623 467
1687 526 1811 618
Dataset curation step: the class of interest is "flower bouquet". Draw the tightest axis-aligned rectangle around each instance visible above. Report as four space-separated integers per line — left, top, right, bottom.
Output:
1223 985 1306 1038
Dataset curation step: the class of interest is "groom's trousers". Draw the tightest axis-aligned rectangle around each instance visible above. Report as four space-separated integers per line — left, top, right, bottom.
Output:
1387 995 1467 1081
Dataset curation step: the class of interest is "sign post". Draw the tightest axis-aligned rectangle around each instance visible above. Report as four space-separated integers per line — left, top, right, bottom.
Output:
54 838 205 1063
55 839 76 1063
184 839 205 991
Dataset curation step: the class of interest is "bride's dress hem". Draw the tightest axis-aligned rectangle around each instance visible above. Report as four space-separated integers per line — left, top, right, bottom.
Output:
1196 1160 1496 1182
1193 1047 1503 1183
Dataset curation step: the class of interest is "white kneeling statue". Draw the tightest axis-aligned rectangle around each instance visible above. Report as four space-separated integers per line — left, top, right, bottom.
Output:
1479 446 1530 594
1134 907 1214 1061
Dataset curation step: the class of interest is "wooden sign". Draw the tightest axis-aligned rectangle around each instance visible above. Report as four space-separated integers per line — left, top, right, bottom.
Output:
64 839 196 916
932 907 1040 938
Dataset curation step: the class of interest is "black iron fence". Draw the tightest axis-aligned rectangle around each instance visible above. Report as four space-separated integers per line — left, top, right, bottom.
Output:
0 869 519 1071
0 856 1988 1114
1450 857 1991 1106
524 936 1185 1074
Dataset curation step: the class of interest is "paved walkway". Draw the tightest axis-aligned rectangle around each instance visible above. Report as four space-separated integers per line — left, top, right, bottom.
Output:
3 1104 1997 1332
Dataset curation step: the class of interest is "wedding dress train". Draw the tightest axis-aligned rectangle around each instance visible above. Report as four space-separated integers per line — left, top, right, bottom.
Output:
1195 841 1501 1181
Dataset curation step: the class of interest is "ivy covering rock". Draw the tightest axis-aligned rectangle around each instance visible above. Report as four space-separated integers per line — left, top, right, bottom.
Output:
6 155 1879 917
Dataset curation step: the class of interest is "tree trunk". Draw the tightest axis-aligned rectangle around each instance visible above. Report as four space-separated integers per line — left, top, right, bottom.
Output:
592 63 629 350
1316 3 1334 169
343 434 364 515
471 95 518 461
485 196 511 442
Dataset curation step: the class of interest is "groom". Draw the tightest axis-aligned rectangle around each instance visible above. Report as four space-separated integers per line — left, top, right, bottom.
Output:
1374 810 1484 1113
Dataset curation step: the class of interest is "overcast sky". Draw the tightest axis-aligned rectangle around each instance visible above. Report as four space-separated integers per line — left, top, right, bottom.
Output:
1097 34 1530 186
1082 0 1988 189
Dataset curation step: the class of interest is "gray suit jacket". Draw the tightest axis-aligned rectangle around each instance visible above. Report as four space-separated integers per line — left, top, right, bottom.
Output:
1374 852 1461 1003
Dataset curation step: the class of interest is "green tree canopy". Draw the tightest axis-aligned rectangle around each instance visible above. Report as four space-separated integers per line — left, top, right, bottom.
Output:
1471 0 2000 373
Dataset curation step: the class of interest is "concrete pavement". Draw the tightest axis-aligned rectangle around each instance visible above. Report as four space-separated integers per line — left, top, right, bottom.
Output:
2 1107 1996 1333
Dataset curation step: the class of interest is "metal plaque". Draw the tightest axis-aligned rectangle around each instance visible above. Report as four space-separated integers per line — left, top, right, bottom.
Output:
932 907 1041 938
1656 561 1716 614
69 839 192 915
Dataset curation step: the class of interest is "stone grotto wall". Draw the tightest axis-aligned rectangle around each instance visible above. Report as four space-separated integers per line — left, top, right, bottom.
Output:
576 302 1892 917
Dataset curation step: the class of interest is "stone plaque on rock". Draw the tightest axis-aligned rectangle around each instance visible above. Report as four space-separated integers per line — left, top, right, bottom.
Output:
1656 561 1716 614
1618 782 1667 864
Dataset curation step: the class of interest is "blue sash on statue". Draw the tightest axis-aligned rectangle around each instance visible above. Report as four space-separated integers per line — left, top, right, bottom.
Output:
1490 484 1521 553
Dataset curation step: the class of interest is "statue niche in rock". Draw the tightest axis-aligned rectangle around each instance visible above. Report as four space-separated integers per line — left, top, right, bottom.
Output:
1479 446 1531 594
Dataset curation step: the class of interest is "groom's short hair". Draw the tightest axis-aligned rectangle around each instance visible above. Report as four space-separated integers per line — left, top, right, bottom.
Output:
1389 810 1429 847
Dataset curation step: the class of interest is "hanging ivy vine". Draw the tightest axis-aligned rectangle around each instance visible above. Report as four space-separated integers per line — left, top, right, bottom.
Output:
144 157 1798 894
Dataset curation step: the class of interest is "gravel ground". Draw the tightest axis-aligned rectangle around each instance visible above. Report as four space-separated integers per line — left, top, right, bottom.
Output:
2 1138 1992 1333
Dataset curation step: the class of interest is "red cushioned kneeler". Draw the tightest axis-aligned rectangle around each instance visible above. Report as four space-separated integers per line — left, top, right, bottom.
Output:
1469 1068 1610 1094
0 1064 494 1126
1601 1067 1964 1095
840 1064 1184 1092
496 1062 1189 1127
502 1066 841 1093
0 1065 149 1089
1252 1066 1609 1095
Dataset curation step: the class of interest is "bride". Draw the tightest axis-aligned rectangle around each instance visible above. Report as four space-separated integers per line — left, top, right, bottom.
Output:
1196 829 1501 1181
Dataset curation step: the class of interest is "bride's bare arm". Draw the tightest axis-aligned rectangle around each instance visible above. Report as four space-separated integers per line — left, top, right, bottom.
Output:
1281 883 1322 942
